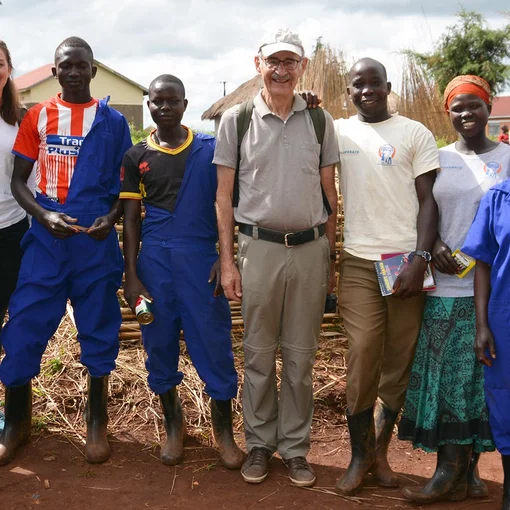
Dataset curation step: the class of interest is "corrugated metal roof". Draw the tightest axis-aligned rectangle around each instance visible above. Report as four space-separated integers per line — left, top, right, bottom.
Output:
14 63 54 91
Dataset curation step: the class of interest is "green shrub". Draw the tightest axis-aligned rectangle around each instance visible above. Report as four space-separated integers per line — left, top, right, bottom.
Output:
436 137 450 148
129 124 152 144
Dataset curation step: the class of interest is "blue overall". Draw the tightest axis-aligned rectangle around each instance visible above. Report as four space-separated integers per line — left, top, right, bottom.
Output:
463 179 510 455
137 133 237 399
0 98 132 388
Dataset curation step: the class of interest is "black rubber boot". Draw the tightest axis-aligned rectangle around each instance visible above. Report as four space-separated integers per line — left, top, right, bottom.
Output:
467 452 488 498
335 406 376 495
371 401 400 487
402 444 470 504
210 399 245 469
0 382 32 466
502 455 510 510
159 387 185 466
84 375 110 464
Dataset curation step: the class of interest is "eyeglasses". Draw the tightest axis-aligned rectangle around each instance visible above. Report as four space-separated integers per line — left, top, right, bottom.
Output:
261 57 302 71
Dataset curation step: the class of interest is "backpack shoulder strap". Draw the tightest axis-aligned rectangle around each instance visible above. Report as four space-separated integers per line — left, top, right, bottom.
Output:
308 107 333 216
237 99 254 145
233 99 254 207
308 106 326 149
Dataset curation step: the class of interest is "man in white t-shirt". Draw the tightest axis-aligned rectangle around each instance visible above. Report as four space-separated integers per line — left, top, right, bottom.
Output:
334 58 439 496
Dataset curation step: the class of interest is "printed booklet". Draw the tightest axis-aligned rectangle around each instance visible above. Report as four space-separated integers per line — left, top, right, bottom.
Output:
374 252 436 297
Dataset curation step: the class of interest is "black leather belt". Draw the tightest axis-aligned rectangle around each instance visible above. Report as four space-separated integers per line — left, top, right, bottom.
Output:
238 223 325 247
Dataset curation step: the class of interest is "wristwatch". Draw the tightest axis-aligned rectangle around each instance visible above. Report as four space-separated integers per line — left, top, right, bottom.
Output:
412 250 432 263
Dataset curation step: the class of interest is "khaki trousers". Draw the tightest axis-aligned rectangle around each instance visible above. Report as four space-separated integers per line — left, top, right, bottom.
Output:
238 232 329 459
338 251 425 414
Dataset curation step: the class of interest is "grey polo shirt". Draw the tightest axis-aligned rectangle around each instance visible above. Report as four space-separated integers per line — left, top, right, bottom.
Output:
213 91 339 232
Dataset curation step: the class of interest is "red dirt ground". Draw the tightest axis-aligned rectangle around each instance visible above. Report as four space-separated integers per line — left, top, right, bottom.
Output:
0 431 503 510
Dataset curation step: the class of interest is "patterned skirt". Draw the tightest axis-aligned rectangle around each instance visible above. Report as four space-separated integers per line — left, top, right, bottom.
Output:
398 296 495 452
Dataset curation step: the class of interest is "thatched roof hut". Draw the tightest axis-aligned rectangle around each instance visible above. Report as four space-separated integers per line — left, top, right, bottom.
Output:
202 75 263 131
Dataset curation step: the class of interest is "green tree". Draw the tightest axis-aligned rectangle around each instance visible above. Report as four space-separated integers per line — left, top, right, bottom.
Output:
408 9 510 94
129 124 152 144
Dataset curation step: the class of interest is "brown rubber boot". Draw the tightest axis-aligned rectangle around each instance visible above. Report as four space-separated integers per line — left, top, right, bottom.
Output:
402 444 470 504
502 455 510 510
210 399 245 469
0 382 32 466
84 375 111 464
159 387 185 465
371 401 400 487
335 406 376 496
467 452 488 498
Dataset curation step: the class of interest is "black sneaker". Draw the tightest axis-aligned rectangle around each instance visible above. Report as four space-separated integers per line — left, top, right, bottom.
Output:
285 456 316 487
241 447 272 483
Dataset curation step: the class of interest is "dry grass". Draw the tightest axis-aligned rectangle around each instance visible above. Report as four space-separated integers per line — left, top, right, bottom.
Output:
0 314 348 448
299 44 455 141
298 45 355 121
397 55 457 142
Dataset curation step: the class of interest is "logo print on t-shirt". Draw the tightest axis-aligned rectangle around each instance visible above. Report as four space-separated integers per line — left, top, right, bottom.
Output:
46 134 84 157
139 161 151 175
483 161 502 178
378 144 396 166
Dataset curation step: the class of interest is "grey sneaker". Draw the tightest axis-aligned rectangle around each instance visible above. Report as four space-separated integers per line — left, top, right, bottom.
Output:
285 456 316 487
241 447 272 483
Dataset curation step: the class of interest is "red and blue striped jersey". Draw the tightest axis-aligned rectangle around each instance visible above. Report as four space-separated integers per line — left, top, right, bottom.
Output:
13 93 98 204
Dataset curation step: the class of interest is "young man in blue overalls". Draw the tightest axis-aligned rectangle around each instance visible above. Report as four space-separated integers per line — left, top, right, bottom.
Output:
121 75 243 469
0 37 132 465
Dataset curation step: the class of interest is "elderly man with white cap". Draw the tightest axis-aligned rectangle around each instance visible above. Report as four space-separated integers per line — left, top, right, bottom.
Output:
214 29 339 486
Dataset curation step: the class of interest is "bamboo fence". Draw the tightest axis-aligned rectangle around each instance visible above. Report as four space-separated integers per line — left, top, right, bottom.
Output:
117 197 344 342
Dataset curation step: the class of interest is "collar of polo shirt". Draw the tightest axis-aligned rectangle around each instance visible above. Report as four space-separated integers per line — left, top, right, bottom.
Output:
254 90 307 117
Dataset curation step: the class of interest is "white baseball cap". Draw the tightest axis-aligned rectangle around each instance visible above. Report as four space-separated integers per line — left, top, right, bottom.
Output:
258 29 304 58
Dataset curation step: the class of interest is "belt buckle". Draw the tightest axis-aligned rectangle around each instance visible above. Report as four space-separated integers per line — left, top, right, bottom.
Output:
284 232 295 248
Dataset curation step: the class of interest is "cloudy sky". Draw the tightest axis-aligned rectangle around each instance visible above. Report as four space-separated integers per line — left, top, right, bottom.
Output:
1 0 509 130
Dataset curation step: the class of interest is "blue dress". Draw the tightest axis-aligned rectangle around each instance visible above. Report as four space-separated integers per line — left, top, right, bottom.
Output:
463 178 510 455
